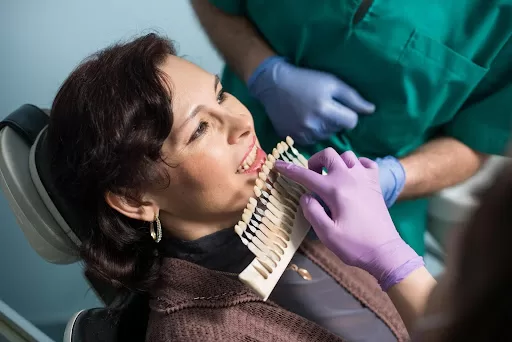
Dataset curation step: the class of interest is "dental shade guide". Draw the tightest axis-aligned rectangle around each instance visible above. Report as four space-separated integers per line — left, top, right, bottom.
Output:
235 136 311 300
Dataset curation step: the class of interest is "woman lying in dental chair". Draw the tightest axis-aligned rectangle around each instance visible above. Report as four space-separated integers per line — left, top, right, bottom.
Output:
47 33 407 342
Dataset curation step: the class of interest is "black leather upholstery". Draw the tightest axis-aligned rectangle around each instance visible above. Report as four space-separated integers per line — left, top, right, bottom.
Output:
0 104 48 144
70 295 150 342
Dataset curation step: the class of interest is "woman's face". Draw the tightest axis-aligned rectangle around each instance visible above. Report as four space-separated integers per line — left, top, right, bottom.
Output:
149 55 267 239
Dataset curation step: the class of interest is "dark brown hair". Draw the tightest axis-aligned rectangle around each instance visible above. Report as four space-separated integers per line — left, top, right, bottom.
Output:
48 33 176 291
441 159 512 341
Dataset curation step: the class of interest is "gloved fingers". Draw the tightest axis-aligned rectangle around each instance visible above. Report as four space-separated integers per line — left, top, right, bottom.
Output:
359 157 378 169
322 102 359 131
274 160 325 193
331 80 375 114
339 151 359 169
300 194 334 238
308 147 346 174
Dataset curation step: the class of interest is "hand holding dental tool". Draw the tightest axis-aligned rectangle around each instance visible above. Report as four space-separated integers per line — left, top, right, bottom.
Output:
274 148 424 291
247 56 375 145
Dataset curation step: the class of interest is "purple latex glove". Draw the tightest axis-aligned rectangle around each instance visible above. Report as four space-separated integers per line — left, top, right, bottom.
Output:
375 156 406 208
247 56 375 145
275 148 423 291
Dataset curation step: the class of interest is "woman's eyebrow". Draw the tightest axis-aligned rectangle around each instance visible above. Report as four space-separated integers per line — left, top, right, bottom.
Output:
177 74 221 132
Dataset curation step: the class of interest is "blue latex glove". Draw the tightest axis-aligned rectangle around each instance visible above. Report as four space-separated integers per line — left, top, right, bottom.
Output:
247 56 375 145
375 156 406 207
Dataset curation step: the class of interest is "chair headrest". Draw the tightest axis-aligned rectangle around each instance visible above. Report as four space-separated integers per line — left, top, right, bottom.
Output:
34 128 91 243
0 104 80 263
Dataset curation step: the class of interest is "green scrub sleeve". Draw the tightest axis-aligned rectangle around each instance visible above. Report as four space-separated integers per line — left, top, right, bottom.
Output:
444 82 512 156
208 0 245 15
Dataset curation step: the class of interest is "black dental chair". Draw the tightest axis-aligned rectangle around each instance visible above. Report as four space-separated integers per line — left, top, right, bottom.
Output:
0 105 149 342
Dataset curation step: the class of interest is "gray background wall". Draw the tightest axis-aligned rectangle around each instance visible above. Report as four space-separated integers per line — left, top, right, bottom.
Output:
0 1 223 339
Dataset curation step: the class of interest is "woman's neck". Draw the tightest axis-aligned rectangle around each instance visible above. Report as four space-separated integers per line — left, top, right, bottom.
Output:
160 212 237 241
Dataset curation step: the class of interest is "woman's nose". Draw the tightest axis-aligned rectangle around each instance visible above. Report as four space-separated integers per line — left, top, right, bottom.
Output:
226 112 252 145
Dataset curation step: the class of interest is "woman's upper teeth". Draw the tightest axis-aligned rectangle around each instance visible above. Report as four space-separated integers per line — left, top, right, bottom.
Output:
239 145 258 172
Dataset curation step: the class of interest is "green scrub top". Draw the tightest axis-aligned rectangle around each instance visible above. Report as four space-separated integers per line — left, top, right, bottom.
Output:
210 0 512 254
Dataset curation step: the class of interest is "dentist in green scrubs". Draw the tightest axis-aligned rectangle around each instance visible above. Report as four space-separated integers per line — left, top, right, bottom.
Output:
191 0 512 254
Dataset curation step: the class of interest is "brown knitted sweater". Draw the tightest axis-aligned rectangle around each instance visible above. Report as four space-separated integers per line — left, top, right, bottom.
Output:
146 239 409 342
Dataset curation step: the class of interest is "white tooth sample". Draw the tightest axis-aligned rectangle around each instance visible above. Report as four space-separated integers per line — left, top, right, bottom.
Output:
259 174 297 209
253 229 284 256
266 201 294 223
277 172 305 194
281 174 307 193
242 213 252 224
255 217 289 242
251 208 291 237
263 207 293 233
253 262 269 279
248 232 280 262
263 163 274 173
270 188 297 212
250 219 287 249
258 172 268 182
285 136 308 167
261 216 290 239
272 148 281 160
255 207 292 235
277 143 292 163
274 181 299 205
234 222 246 237
280 142 301 166
245 230 279 263
275 175 301 198
256 258 273 274
235 221 274 268
246 240 276 268
255 179 294 217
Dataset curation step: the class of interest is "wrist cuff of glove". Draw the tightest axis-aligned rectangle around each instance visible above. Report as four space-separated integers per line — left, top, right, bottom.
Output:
366 238 423 291
247 55 286 89
379 156 406 206
380 256 425 291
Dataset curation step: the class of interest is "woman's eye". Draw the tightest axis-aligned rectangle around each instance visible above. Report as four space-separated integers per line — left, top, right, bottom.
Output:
189 121 209 142
217 89 227 104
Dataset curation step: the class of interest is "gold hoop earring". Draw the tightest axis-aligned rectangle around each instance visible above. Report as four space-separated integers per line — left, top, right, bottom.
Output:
149 213 162 243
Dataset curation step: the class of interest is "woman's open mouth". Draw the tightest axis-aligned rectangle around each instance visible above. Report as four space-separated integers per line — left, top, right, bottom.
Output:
237 142 267 174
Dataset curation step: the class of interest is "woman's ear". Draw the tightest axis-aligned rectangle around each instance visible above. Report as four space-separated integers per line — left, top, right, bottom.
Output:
105 192 157 222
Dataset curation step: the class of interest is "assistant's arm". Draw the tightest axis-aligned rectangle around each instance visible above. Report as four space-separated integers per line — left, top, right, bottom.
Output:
190 0 275 82
399 136 487 200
